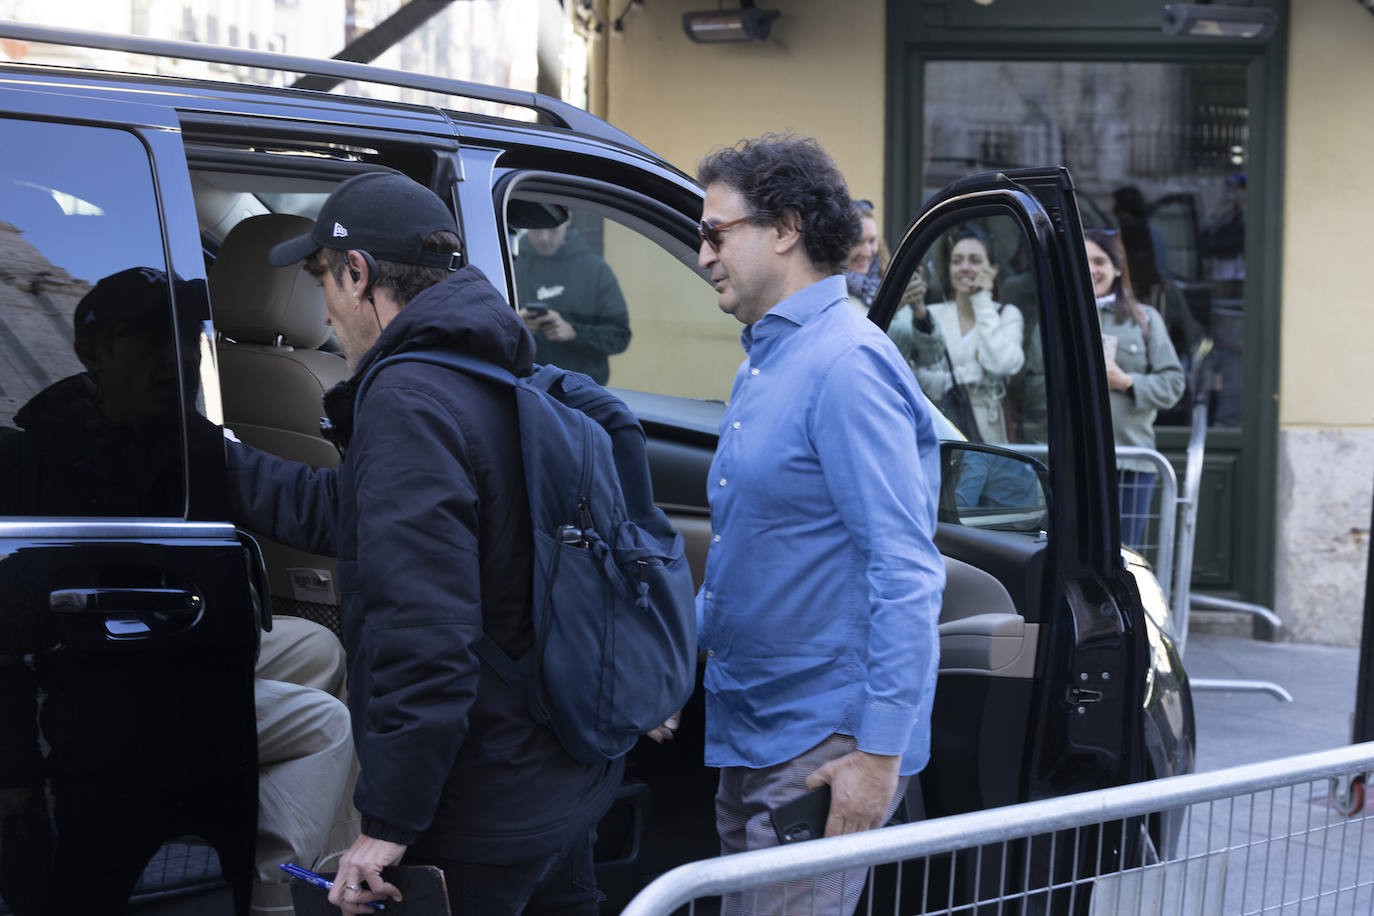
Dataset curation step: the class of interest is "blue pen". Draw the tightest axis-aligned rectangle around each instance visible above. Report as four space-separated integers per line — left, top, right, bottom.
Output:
280 863 387 910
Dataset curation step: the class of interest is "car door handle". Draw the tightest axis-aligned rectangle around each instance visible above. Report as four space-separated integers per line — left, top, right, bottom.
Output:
49 587 202 616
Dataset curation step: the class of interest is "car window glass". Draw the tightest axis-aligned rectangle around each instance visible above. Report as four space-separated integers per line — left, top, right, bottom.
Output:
506 194 734 399
884 214 1049 531
192 171 337 243
0 118 189 517
942 443 1048 533
923 60 1246 430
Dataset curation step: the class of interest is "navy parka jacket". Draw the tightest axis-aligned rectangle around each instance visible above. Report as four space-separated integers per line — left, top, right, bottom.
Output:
227 265 621 862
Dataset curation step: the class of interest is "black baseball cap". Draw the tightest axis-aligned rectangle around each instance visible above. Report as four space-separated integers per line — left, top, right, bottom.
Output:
268 170 462 270
73 267 208 344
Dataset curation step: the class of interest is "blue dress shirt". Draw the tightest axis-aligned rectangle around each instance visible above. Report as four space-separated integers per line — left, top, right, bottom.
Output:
698 274 945 776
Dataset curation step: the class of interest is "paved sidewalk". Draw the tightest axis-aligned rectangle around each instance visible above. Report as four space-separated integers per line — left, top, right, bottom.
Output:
1179 632 1372 913
1186 631 1362 772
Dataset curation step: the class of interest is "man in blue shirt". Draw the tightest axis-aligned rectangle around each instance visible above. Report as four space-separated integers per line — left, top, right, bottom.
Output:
690 135 945 915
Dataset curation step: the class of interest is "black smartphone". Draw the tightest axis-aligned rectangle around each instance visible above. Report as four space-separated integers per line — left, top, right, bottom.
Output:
522 305 549 318
770 784 832 844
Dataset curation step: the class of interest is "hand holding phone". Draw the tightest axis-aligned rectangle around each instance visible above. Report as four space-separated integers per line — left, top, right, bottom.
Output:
769 784 832 844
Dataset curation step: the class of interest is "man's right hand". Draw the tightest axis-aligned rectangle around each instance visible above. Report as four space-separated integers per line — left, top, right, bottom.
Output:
328 833 406 914
805 749 901 837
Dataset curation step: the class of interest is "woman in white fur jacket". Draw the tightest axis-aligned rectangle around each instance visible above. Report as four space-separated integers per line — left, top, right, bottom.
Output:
890 228 1025 443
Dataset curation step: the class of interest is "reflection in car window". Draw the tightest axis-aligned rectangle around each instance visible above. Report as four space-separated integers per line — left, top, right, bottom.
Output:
888 216 1045 447
947 447 1046 532
0 119 190 517
512 211 631 385
506 194 734 400
885 215 1049 533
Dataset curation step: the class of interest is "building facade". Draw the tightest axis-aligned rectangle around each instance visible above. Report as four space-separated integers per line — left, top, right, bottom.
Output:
590 0 1372 647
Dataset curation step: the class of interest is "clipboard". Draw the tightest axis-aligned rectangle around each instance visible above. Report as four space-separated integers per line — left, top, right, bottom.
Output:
288 866 451 916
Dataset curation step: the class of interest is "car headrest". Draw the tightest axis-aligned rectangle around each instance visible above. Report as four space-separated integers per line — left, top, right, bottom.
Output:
208 213 329 349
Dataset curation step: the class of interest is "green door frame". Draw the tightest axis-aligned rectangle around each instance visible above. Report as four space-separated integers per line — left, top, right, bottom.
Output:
884 0 1288 609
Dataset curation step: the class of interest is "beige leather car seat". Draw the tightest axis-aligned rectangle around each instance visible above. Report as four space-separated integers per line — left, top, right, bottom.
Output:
209 213 347 633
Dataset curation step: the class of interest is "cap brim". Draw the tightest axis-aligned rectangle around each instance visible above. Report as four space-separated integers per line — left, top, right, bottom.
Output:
268 232 321 267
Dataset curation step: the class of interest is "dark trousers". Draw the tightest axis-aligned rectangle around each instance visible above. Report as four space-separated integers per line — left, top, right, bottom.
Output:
408 828 601 916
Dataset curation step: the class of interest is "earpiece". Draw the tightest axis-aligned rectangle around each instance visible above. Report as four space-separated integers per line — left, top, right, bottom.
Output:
347 250 380 297
349 250 384 333
351 250 379 296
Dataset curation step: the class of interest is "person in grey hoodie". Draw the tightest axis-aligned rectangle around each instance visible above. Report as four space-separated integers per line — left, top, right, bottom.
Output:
514 217 630 384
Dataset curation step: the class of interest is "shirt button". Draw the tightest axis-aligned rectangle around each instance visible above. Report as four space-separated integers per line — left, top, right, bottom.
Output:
718 477 727 487
732 421 741 430
707 649 716 658
712 534 721 543
750 367 759 376
705 590 714 600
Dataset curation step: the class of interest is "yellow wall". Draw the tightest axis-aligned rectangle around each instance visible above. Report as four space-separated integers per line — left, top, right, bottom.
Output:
600 0 886 224
601 219 741 400
1280 1 1374 428
587 0 885 399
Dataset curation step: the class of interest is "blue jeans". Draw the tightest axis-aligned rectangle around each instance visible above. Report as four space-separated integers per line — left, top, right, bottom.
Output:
407 828 601 916
1117 470 1157 551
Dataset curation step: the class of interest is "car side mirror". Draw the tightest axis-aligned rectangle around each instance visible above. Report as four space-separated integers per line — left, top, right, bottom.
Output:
939 442 1050 534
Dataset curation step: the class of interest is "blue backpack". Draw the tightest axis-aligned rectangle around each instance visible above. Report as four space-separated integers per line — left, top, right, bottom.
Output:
355 349 698 764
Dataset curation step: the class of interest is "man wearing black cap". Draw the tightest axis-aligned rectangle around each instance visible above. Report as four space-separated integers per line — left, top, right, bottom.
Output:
227 171 620 915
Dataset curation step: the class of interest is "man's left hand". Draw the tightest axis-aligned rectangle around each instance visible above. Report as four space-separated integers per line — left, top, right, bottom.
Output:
805 749 901 837
540 309 577 342
328 834 407 914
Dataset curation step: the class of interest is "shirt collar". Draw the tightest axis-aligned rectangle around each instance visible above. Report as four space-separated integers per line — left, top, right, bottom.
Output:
741 275 848 352
1096 292 1117 311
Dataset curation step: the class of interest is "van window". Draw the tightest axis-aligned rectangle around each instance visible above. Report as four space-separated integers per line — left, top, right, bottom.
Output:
0 119 191 517
506 192 734 400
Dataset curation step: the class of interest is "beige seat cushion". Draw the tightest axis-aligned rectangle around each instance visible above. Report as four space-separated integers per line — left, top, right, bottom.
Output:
210 214 348 627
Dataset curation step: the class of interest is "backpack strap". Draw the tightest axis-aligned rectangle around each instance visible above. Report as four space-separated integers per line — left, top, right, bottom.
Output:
475 634 526 691
352 346 528 680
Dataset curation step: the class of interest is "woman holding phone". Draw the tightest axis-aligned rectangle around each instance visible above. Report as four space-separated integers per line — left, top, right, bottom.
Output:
1084 227 1184 550
892 227 1024 443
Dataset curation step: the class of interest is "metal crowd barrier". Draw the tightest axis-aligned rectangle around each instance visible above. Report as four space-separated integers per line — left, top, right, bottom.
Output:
1113 444 1180 604
1010 442 1179 604
622 742 1374 916
1166 360 1290 700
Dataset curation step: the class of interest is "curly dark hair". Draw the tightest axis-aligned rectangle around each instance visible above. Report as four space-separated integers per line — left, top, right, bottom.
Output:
697 134 860 274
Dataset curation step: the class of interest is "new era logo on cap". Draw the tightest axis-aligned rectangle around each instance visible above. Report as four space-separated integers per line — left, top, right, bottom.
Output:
267 171 462 269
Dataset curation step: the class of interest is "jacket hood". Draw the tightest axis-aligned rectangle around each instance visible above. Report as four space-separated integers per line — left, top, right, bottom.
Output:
322 265 535 444
359 264 535 378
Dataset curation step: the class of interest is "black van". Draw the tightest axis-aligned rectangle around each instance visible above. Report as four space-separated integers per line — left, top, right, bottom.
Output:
0 20 1192 915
